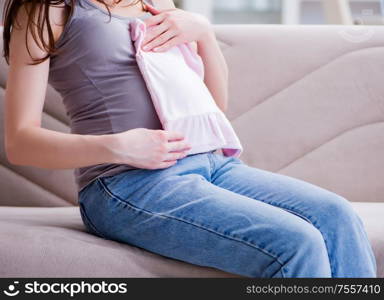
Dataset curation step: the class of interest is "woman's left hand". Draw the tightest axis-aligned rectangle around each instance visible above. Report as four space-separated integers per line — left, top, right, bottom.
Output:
141 2 212 52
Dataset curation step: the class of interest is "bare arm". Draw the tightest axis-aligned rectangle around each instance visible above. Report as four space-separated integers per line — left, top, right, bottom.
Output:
5 2 190 170
196 30 229 112
4 3 116 169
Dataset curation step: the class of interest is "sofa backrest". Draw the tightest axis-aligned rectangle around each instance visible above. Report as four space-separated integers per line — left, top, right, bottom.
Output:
0 24 383 207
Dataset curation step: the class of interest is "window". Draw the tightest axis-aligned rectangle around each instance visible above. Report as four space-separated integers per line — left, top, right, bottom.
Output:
176 0 384 25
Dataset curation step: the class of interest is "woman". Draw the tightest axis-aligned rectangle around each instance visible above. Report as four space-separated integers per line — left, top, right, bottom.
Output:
3 0 377 278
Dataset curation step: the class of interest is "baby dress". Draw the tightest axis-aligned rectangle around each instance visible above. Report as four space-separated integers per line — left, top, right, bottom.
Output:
130 18 243 157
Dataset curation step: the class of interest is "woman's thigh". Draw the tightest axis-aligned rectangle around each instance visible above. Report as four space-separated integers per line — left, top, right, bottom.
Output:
209 153 377 277
78 153 331 278
209 153 360 226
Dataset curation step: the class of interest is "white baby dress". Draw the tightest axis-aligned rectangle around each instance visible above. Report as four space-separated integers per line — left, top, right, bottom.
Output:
130 18 243 157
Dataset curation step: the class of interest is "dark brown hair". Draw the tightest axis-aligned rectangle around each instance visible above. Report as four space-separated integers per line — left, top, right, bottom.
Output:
2 0 144 66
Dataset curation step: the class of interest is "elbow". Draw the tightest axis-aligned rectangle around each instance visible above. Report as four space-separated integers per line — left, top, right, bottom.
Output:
5 147 17 165
219 103 228 113
5 140 21 165
221 93 229 113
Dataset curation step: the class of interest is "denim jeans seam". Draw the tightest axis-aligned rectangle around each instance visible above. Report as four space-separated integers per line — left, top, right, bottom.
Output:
79 203 108 239
276 205 313 224
267 201 335 277
96 178 287 277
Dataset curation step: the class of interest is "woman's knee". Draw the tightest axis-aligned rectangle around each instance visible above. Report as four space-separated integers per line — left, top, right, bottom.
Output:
252 219 331 277
315 192 362 228
289 222 329 258
287 221 331 276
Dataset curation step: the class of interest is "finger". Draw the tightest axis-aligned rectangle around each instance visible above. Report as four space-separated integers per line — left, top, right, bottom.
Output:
156 160 178 169
164 151 187 162
152 36 179 52
163 130 185 141
167 140 192 152
144 2 176 17
143 1 162 15
143 12 167 28
142 21 169 46
144 29 178 51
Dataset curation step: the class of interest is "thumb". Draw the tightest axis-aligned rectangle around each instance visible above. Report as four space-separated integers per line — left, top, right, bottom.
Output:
143 1 161 15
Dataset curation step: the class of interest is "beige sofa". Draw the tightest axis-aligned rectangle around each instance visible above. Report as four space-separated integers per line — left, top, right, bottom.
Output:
0 24 383 277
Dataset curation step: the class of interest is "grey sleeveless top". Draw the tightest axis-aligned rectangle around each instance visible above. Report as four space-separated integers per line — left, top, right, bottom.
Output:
48 0 163 193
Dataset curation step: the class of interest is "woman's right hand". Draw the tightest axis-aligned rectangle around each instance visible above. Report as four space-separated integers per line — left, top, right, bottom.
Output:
107 128 192 169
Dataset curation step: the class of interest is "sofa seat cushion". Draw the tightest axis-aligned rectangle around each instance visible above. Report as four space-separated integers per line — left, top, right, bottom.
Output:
0 206 238 277
350 202 384 278
0 204 382 278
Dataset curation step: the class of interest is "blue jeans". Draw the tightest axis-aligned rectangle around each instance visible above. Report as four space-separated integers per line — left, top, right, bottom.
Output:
78 150 377 278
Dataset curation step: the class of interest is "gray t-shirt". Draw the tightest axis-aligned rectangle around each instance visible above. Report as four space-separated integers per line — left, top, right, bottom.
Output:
49 0 163 193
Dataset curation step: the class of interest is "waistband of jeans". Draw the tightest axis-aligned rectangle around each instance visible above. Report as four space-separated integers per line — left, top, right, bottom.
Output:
187 149 217 156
